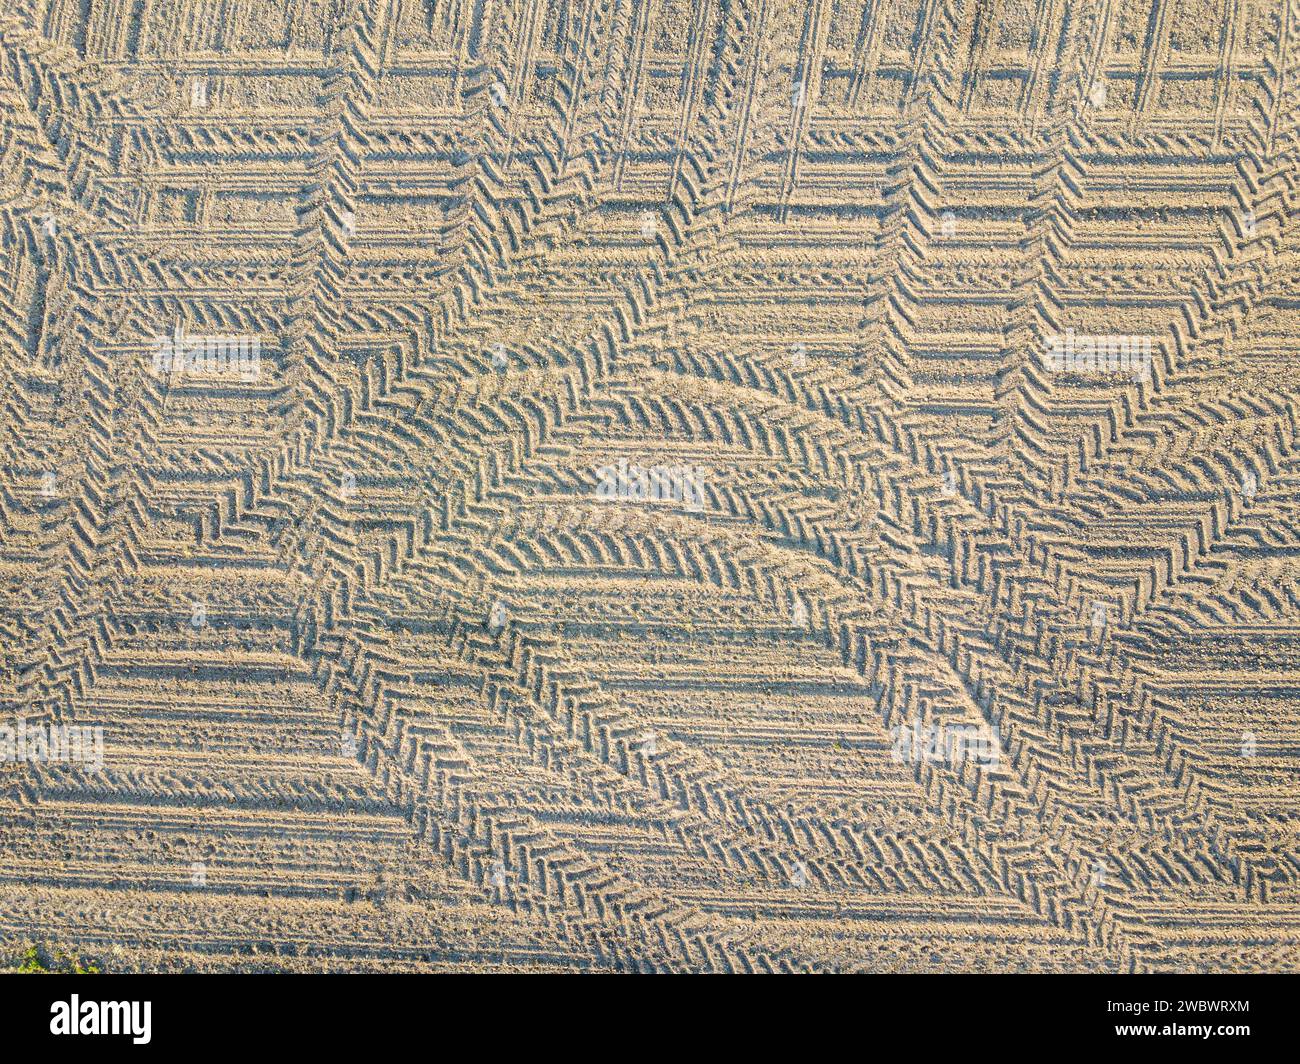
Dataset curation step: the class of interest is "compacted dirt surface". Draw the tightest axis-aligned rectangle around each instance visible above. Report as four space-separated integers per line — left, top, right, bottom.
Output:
0 0 1297 973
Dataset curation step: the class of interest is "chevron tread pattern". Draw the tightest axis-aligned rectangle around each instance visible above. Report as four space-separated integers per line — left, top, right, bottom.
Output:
0 0 1297 973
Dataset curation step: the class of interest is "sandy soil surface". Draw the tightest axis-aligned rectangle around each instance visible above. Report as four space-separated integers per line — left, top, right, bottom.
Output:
0 0 1297 973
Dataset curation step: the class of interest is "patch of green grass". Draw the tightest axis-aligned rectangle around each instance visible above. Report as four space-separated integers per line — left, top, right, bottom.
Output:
6 944 101 974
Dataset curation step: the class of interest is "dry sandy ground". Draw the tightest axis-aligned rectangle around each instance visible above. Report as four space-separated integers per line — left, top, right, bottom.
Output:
0 0 1297 973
